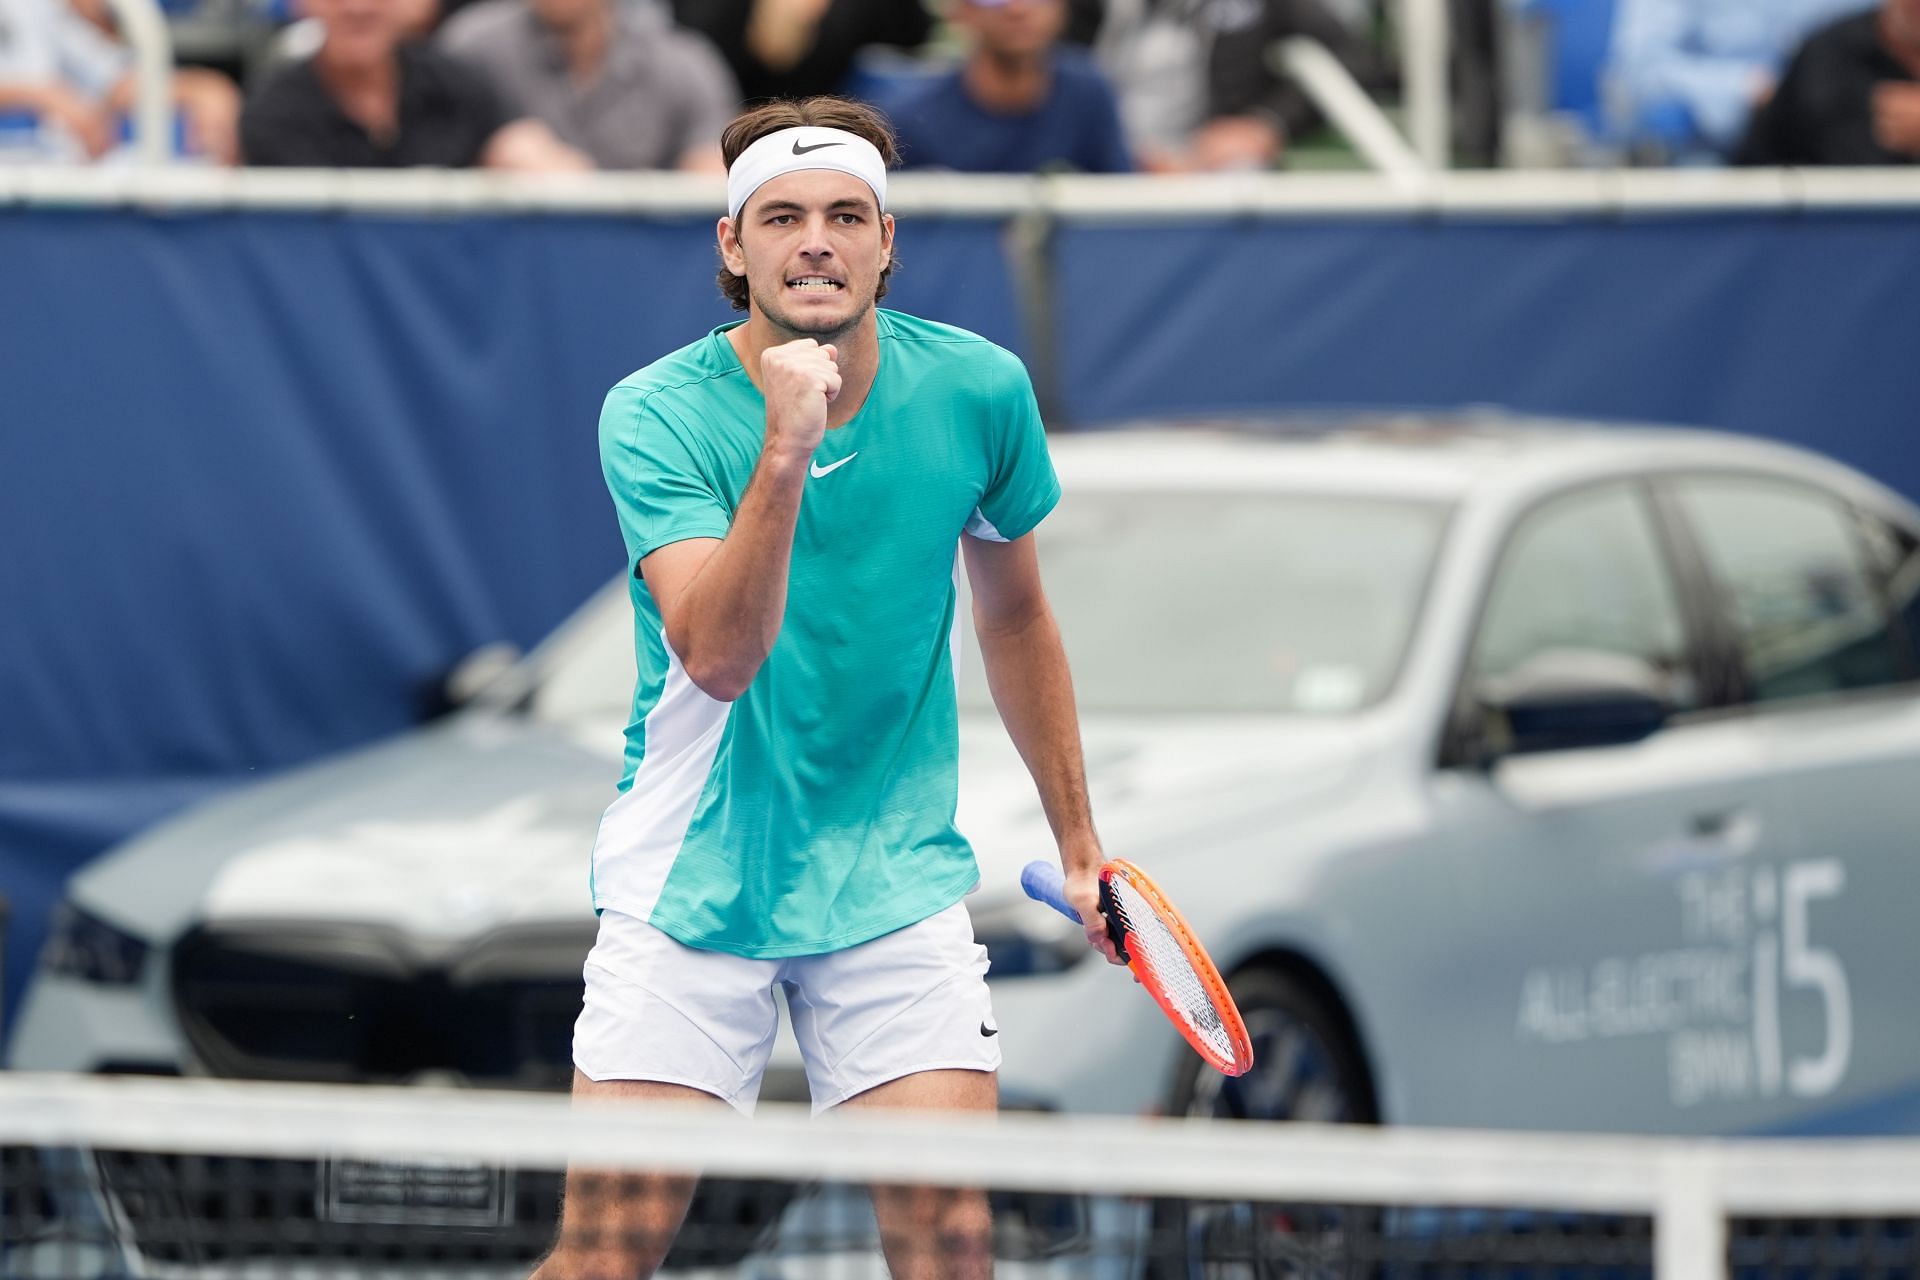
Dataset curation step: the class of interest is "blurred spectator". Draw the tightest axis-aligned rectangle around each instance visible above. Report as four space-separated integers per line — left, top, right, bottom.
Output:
0 0 240 162
1089 0 1388 171
438 0 735 169
669 0 931 102
241 0 590 166
1606 0 1870 159
1737 0 1920 163
887 0 1131 172
269 0 439 64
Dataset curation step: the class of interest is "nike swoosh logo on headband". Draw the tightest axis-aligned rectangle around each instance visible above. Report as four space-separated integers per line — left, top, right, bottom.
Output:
791 140 845 155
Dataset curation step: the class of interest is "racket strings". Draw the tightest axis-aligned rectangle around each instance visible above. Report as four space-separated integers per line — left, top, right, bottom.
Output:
1108 878 1237 1064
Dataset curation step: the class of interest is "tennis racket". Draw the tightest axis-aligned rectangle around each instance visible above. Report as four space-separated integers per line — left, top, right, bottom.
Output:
1022 858 1254 1077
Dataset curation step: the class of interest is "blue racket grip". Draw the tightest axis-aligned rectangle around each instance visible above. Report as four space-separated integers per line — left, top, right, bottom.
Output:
1020 860 1081 924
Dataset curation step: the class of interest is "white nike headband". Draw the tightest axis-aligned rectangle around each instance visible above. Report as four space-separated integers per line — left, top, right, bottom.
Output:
725 127 889 221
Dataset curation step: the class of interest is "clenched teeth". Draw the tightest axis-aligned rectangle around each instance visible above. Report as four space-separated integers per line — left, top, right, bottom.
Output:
788 276 843 291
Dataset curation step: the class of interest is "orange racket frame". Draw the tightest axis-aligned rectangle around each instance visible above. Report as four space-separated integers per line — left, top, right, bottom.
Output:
1096 859 1254 1077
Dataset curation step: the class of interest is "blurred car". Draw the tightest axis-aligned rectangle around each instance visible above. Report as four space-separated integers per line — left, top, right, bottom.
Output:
10 416 1920 1274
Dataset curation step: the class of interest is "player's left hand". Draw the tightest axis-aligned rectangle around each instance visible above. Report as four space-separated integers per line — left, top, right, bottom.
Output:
1062 850 1125 968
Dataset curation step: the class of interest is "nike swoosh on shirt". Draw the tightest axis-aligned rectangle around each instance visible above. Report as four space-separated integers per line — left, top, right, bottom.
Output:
791 140 845 155
980 1023 999 1037
809 452 857 478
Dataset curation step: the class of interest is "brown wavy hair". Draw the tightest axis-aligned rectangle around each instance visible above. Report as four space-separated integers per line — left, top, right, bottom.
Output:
717 97 901 312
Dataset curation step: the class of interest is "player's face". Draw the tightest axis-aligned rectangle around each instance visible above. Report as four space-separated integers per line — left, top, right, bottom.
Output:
722 169 894 341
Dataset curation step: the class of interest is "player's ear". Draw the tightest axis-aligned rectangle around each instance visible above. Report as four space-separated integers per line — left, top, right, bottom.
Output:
717 215 747 278
879 212 895 271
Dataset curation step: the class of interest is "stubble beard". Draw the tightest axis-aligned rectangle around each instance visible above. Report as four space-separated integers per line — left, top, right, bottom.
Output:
750 279 874 345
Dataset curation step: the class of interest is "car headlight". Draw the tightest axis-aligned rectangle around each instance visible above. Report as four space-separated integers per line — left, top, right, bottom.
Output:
40 901 151 986
981 930 1090 978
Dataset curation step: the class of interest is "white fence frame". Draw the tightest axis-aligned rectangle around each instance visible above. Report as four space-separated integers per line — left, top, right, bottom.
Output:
5 166 1920 217
11 1073 1920 1278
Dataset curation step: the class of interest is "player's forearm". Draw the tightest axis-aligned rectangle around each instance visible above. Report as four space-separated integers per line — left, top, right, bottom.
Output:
668 449 808 700
975 603 1101 871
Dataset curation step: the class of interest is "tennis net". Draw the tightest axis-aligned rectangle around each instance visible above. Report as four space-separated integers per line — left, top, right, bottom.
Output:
7 1072 1920 1278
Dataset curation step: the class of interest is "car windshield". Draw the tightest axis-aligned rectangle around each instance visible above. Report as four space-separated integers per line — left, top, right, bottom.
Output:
972 488 1450 715
521 489 1449 724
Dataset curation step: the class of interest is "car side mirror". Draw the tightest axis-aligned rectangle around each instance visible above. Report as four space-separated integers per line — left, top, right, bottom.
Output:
418 642 523 720
1475 648 1679 761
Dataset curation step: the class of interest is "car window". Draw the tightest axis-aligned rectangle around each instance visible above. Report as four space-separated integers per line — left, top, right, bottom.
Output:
1855 513 1920 672
1470 482 1694 702
956 489 1451 715
1673 476 1907 704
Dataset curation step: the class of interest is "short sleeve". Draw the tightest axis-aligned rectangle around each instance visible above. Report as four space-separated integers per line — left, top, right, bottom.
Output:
966 348 1060 543
599 382 734 571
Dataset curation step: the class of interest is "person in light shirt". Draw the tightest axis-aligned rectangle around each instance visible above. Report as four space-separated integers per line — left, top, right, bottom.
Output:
1606 0 1873 157
0 0 241 162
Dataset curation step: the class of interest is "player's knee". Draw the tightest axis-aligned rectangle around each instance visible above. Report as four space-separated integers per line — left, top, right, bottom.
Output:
876 1184 992 1256
936 1188 993 1251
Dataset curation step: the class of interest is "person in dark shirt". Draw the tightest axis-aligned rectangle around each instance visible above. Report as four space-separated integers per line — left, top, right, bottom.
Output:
242 0 589 167
1089 0 1389 171
669 0 931 103
888 0 1131 173
1738 0 1920 164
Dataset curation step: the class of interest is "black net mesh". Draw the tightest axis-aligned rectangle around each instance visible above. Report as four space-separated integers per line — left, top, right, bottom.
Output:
10 1136 1904 1279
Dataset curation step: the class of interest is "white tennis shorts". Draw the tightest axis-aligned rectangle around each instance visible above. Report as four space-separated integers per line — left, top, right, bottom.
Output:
573 900 1000 1114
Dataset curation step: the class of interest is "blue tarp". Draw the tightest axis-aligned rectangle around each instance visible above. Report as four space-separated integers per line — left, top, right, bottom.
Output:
1052 211 1920 500
3 202 1916 1044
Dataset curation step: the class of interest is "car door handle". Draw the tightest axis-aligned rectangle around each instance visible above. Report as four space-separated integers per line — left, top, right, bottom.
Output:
1689 809 1759 849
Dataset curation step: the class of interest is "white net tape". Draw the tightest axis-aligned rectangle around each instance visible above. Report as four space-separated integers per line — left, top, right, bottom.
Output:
9 1074 1920 1278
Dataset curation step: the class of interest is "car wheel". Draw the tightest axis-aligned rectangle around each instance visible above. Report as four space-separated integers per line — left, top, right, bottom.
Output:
1149 965 1378 1279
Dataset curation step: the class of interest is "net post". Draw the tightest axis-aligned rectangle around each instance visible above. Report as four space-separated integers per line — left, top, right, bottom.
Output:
1654 1148 1725 1280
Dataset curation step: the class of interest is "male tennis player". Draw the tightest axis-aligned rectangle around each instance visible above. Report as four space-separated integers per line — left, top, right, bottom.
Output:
535 96 1116 1280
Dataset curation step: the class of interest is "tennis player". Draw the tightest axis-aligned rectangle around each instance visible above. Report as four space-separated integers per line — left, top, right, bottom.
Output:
534 96 1117 1280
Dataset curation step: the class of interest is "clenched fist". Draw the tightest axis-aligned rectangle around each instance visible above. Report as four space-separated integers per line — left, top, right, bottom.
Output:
761 339 842 459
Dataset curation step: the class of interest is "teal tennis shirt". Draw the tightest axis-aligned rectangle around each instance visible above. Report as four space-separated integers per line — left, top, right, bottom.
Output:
591 309 1060 957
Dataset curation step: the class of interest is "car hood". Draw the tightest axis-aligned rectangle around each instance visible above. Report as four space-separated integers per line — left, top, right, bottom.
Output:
74 712 624 943
74 711 1365 943
957 714 1363 908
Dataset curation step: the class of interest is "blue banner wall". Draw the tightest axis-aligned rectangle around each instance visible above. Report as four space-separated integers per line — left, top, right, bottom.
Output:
0 208 1024 1038
1053 211 1920 501
3 201 1916 1044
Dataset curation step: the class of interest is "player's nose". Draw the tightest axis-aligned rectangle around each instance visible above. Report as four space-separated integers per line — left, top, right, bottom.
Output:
796 215 836 257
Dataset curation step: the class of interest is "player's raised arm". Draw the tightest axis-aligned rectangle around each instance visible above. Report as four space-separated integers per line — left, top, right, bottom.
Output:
641 340 841 701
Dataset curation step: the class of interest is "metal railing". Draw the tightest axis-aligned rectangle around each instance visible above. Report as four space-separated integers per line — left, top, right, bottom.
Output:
100 0 176 167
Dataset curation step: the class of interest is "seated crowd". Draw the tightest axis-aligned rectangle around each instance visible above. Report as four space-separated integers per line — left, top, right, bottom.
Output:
0 0 1387 170
0 0 1913 170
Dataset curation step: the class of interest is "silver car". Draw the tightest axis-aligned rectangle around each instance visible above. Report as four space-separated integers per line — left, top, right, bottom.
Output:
12 417 1920 1270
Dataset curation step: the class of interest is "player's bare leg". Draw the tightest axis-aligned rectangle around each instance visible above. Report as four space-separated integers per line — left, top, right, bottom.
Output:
841 1068 997 1280
530 1072 722 1280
